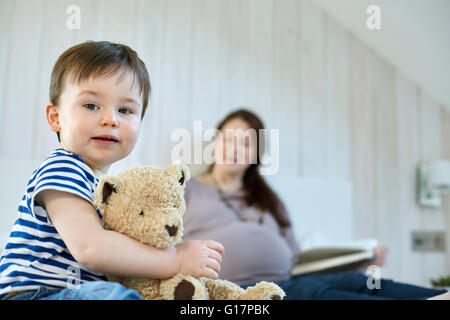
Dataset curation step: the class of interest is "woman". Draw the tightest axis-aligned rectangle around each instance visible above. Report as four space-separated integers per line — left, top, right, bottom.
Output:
182 109 449 300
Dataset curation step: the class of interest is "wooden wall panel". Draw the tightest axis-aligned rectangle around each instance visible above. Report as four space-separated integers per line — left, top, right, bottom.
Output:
441 109 450 277
272 0 300 176
371 53 400 280
157 0 195 166
324 14 350 181
190 0 222 129
219 0 251 116
395 74 424 284
0 0 14 147
417 91 447 285
299 0 326 178
248 0 275 125
0 0 44 157
348 37 377 240
33 0 73 160
133 0 164 165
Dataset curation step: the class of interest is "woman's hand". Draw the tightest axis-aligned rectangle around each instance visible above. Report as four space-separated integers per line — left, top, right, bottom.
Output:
368 245 389 267
175 240 225 279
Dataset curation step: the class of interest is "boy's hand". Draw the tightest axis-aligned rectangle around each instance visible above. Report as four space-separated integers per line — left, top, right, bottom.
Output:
175 240 225 279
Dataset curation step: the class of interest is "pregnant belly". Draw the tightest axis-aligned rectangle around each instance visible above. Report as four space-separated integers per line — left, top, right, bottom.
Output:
190 222 293 283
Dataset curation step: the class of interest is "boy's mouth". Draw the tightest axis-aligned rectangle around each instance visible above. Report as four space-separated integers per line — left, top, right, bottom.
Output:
92 135 119 144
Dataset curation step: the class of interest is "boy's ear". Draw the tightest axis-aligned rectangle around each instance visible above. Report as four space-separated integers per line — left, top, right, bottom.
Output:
93 176 122 211
46 104 61 133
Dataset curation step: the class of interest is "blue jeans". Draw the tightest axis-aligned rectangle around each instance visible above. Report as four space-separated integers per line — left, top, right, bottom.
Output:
7 281 142 300
271 272 447 300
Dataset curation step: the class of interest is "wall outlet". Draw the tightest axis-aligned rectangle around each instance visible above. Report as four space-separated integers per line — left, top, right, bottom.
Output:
411 231 446 252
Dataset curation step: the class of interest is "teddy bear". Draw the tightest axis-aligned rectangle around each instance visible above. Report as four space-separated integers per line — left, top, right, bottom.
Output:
93 162 285 300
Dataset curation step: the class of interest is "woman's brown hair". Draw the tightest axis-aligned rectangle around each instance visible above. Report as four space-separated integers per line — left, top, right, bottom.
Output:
209 109 291 228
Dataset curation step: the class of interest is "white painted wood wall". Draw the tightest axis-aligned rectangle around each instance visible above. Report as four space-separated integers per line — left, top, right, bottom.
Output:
0 0 448 287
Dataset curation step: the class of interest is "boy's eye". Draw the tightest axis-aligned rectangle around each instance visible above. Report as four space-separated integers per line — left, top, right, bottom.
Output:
119 108 133 114
84 103 98 110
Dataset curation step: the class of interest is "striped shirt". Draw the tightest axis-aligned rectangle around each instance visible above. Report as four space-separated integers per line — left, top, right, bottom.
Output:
0 148 106 299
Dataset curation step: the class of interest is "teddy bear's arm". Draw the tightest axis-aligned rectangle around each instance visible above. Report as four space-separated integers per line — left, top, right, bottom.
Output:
160 274 209 300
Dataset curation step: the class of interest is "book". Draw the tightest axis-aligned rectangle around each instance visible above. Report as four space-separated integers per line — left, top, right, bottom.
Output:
291 238 377 276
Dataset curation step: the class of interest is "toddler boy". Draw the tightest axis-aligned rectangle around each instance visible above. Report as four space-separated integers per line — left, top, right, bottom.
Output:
0 41 223 300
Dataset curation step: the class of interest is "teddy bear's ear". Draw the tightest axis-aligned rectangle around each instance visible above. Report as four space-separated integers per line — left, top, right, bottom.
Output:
166 161 191 186
179 163 191 186
93 175 122 210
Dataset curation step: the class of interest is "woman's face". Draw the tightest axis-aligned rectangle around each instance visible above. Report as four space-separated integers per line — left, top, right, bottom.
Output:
214 117 258 176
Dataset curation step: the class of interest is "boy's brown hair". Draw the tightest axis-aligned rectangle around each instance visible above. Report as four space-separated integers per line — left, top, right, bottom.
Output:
49 41 151 142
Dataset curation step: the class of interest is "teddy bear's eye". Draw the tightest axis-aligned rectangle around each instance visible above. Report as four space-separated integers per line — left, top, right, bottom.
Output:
139 211 144 217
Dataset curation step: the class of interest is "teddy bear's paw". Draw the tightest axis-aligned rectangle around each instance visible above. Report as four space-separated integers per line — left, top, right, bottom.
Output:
160 275 209 300
239 281 286 300
174 279 196 300
174 278 209 300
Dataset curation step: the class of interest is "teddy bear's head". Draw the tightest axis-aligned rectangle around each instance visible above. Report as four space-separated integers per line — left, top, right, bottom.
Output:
93 162 190 248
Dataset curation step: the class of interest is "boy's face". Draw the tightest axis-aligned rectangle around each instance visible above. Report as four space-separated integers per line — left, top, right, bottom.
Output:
46 70 143 172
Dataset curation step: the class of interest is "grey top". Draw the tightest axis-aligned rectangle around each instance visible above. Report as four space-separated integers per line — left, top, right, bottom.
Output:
182 178 301 285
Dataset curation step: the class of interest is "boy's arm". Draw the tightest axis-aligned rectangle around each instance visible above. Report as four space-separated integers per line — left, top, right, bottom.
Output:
37 189 223 279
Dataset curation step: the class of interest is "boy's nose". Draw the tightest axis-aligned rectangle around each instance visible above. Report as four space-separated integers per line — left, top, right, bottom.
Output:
101 111 118 127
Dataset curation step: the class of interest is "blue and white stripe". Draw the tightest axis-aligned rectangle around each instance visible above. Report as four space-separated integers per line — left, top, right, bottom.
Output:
0 148 106 299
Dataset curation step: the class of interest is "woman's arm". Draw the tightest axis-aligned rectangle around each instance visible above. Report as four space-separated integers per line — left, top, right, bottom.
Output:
38 189 223 279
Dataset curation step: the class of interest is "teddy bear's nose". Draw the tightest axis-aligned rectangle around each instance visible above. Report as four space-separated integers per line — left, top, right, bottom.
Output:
165 225 178 237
